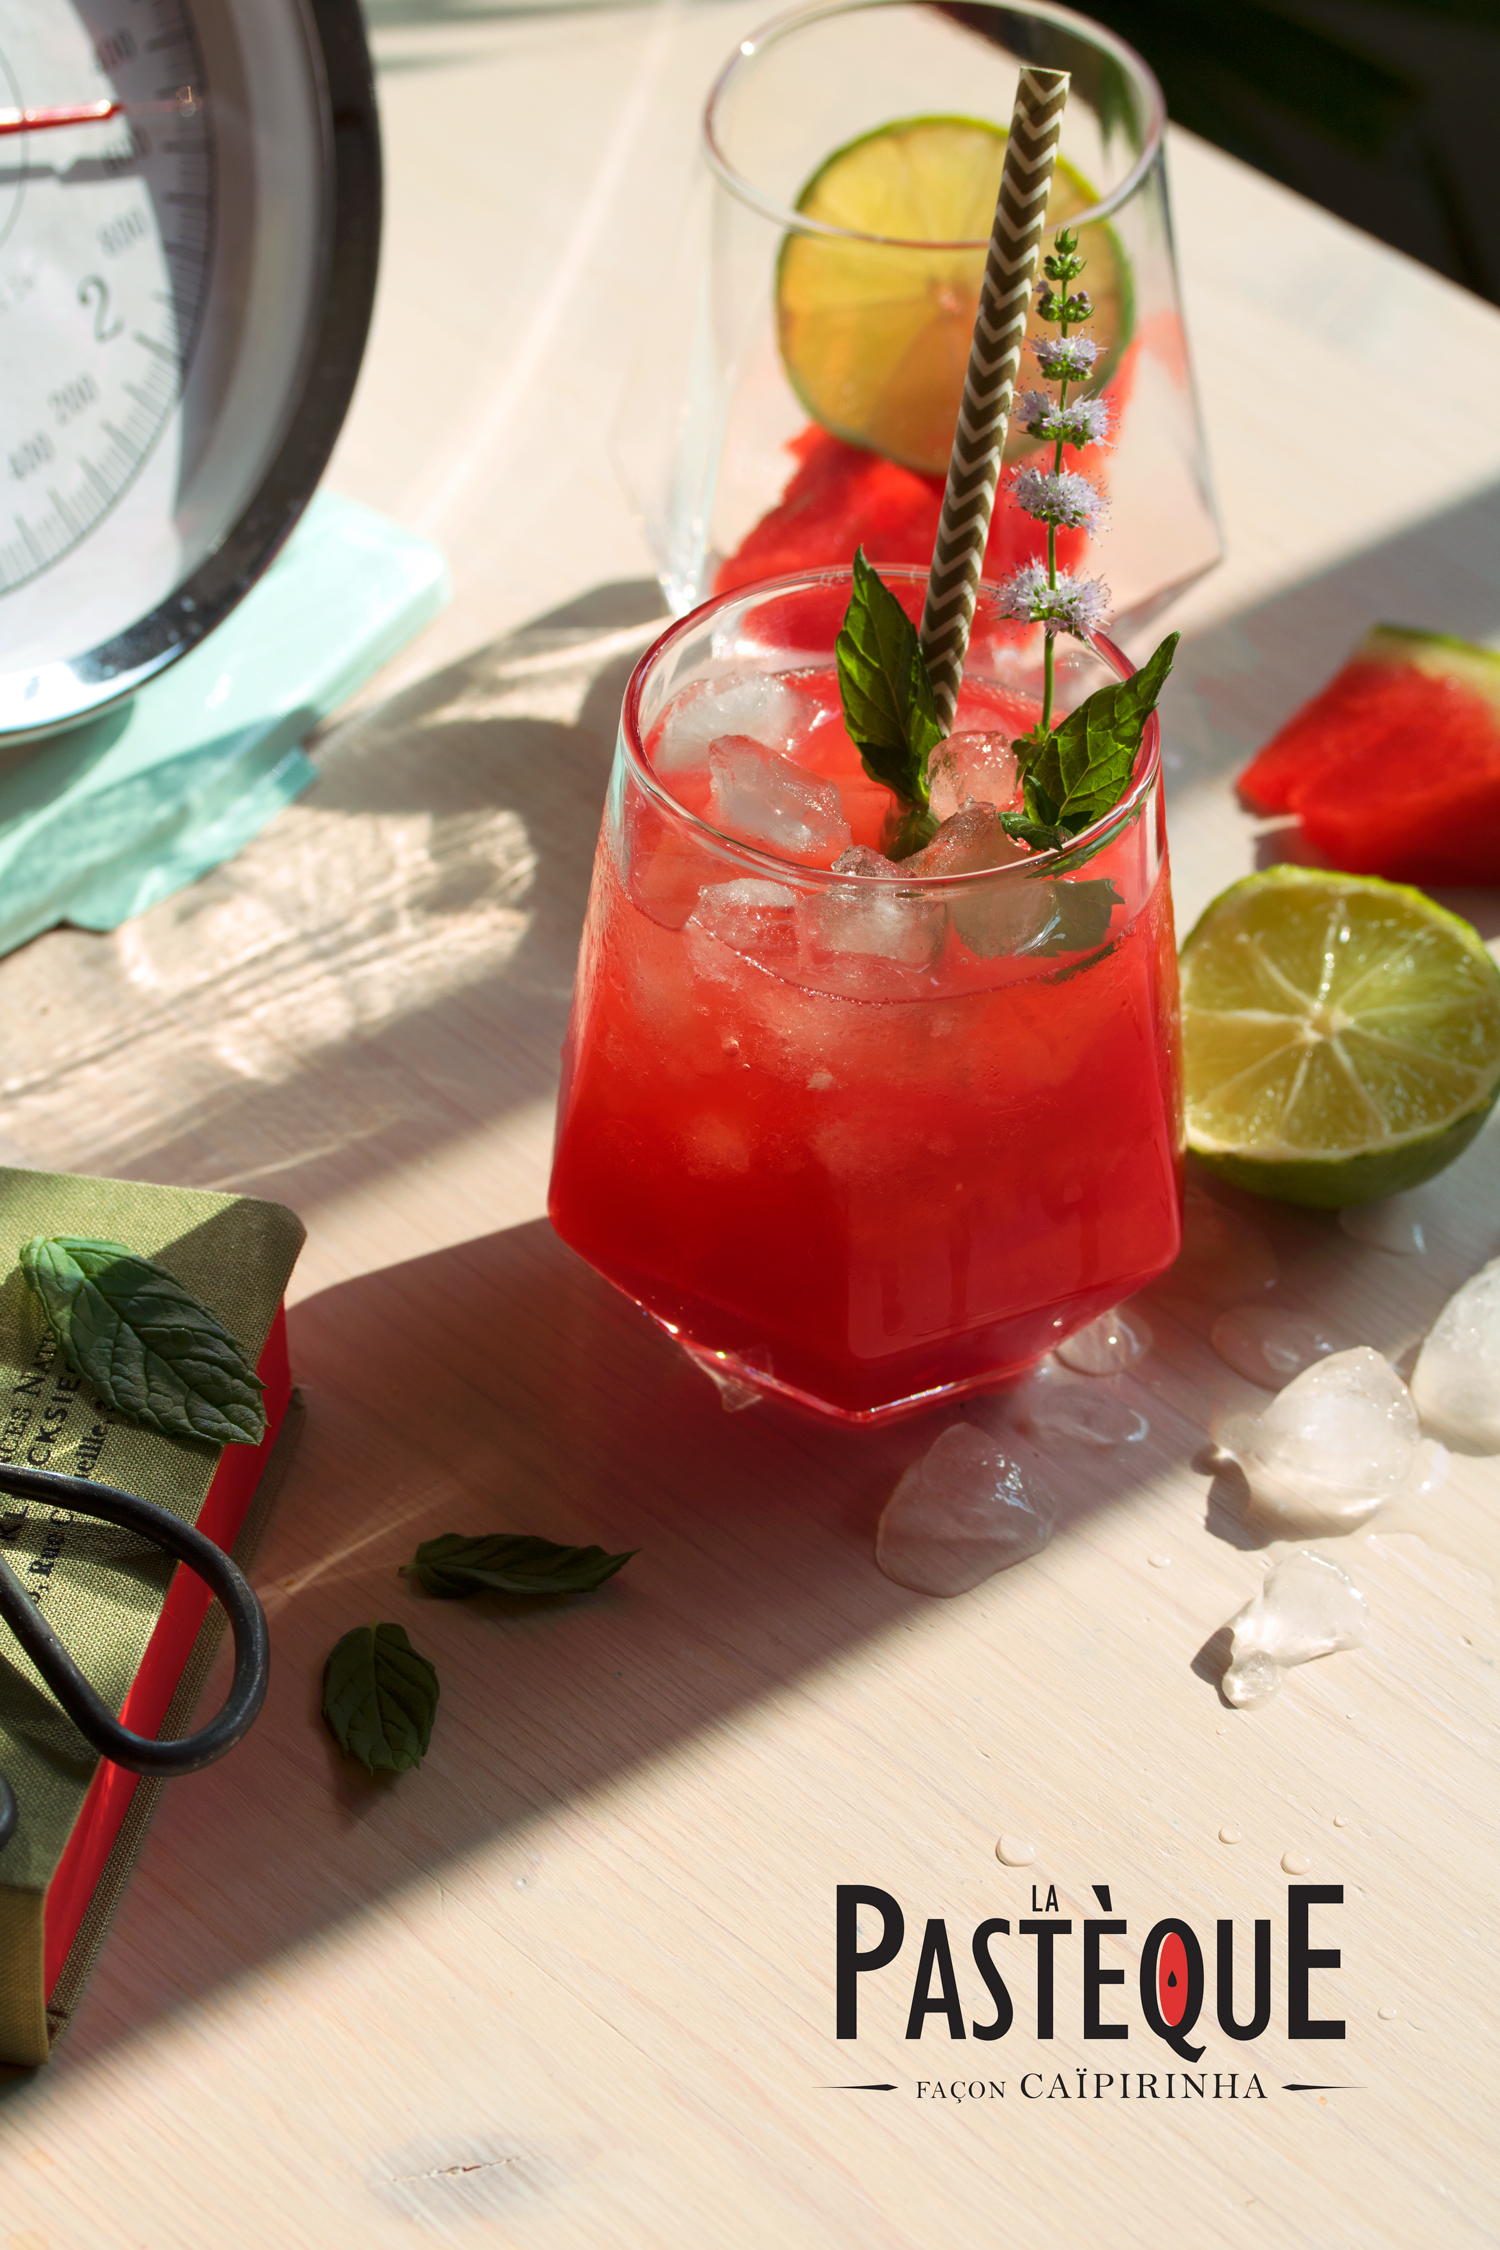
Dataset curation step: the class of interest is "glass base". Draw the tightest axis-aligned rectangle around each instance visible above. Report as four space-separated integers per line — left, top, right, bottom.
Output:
669 1328 1037 1429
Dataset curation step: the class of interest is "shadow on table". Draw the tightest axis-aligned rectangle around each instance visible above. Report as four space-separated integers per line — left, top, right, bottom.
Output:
0 1206 1219 2091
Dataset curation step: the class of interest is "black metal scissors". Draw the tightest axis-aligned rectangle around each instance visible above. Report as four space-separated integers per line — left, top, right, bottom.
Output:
0 1463 269 1851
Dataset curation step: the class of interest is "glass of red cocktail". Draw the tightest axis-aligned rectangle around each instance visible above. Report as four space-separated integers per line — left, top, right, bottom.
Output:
548 566 1183 1424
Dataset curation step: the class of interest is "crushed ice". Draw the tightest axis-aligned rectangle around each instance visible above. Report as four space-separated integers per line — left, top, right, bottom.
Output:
1216 1345 1448 1532
1411 1254 1500 1450
876 1423 1054 1596
1220 1549 1370 1708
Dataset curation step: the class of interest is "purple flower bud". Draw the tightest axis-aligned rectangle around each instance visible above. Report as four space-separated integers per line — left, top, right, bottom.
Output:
997 565 1111 639
1032 333 1100 380
1011 466 1106 532
1014 392 1114 449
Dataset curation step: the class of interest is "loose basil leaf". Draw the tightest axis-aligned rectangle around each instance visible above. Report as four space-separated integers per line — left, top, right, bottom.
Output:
1023 633 1178 837
19 1235 266 1447
836 546 943 809
322 1622 439 1776
401 1533 637 1600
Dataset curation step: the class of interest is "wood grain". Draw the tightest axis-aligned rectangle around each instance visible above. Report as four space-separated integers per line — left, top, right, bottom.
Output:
0 4 1497 2244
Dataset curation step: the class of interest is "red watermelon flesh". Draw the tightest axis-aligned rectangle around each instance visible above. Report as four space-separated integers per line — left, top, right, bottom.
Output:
1238 626 1500 886
713 422 1094 597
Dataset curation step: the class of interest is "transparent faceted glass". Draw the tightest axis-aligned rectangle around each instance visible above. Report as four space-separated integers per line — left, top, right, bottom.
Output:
548 568 1184 1424
613 0 1222 632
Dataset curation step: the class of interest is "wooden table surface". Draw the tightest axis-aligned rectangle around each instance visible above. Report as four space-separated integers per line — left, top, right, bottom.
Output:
2 4 1499 2244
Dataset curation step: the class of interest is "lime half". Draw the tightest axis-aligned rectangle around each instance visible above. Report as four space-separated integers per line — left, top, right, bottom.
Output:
777 114 1131 477
1180 866 1500 1207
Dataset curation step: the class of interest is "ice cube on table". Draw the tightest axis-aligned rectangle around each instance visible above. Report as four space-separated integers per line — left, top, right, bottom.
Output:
807 846 943 968
927 733 1023 823
655 677 807 775
876 1423 1054 1596
708 736 852 862
1220 1549 1370 1707
1220 1345 1446 1531
685 878 799 970
1411 1255 1500 1449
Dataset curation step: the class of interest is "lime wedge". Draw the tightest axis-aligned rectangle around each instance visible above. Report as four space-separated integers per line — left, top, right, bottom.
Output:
1180 866 1500 1207
776 114 1132 477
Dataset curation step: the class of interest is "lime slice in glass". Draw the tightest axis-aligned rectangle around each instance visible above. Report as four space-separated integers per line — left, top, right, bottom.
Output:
1180 866 1500 1207
776 114 1132 478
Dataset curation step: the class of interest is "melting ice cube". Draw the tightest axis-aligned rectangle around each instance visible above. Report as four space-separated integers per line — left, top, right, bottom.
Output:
1218 1345 1447 1532
708 736 851 861
685 878 799 970
1411 1255 1500 1450
902 804 1028 877
876 1423 1054 1596
655 677 807 774
1220 1549 1370 1707
809 846 943 967
927 733 1023 823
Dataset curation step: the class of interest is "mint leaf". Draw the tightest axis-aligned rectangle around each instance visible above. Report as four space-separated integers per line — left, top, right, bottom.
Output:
322 1622 439 1775
836 547 943 809
400 1533 636 1599
1021 633 1178 838
19 1234 266 1447
1027 877 1122 956
1000 810 1066 854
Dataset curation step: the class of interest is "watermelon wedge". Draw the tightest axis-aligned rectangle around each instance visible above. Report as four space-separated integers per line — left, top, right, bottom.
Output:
1238 626 1500 885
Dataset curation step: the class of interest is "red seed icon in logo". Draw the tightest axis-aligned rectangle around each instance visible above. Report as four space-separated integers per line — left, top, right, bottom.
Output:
1157 1930 1190 2027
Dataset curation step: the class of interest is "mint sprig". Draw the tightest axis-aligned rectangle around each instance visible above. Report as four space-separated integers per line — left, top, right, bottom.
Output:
835 546 943 816
1004 634 1178 848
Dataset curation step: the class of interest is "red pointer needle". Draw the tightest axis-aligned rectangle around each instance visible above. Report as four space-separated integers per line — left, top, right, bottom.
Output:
0 92 200 137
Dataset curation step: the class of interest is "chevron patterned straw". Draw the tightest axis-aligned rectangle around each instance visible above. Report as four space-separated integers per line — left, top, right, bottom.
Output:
918 66 1070 733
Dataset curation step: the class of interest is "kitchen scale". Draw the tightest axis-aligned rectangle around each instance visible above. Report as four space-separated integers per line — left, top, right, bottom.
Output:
0 0 447 953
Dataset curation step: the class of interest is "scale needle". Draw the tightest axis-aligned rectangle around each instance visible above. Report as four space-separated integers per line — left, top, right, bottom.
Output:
0 90 200 138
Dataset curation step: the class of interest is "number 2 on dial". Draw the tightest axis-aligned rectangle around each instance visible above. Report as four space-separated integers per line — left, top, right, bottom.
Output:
78 274 124 344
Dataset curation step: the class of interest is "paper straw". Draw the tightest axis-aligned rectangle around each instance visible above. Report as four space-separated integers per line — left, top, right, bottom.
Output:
918 66 1070 733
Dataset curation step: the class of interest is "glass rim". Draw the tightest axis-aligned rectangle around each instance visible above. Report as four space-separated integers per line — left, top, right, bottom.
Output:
620 562 1161 892
702 0 1167 249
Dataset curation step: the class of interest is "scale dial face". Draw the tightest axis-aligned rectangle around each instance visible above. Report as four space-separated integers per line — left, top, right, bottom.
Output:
0 0 379 737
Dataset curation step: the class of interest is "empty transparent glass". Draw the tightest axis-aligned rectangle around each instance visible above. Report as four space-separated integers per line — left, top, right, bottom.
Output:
614 0 1221 635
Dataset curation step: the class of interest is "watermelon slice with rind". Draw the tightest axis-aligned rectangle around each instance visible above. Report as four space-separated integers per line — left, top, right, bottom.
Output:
1239 626 1500 885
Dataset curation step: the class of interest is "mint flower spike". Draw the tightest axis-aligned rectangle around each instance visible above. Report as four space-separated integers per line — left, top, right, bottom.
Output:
1012 464 1105 531
1033 334 1099 379
998 563 1110 639
1016 391 1113 448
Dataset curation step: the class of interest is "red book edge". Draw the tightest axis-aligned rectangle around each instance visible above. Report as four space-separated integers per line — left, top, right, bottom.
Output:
41 1305 291 1996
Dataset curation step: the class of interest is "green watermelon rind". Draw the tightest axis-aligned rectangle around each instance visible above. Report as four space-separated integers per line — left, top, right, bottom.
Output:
1361 623 1500 712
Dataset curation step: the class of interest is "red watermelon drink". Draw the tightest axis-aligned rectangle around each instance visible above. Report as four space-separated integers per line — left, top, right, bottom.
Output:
548 568 1183 1423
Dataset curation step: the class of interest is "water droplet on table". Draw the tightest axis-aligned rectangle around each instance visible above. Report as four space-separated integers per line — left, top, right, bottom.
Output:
996 1835 1037 1866
1339 1196 1427 1255
1218 1825 1243 1844
1281 1850 1311 1875
1211 1304 1346 1390
1055 1303 1153 1376
1378 2004 1400 2021
1021 1385 1148 1449
1147 1552 1172 1568
1333 1814 1350 1828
